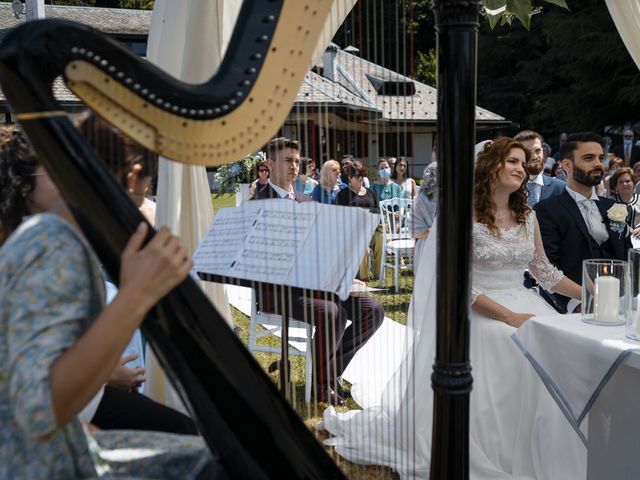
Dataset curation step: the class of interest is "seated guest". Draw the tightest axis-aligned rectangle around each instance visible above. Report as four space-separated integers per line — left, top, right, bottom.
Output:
386 156 397 173
254 137 300 200
0 126 220 478
391 157 417 199
249 160 269 199
308 158 320 182
336 160 382 281
255 138 384 405
514 130 565 207
632 161 640 195
407 162 438 274
551 160 567 181
609 166 640 237
311 159 346 204
604 156 624 195
613 128 640 165
294 157 318 199
371 158 402 201
543 142 555 174
339 155 354 185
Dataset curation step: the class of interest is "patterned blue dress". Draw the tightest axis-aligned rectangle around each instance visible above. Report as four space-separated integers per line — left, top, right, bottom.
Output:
0 213 215 479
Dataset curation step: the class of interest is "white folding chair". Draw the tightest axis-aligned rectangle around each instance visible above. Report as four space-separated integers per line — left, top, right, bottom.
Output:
378 197 415 292
247 288 314 402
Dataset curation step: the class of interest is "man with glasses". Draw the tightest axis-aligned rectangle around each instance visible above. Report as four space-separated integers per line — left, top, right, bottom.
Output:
253 137 385 406
514 130 565 208
613 128 640 166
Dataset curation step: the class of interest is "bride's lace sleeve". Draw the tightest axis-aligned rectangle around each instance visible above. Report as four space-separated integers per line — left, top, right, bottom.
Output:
471 284 482 304
529 213 564 292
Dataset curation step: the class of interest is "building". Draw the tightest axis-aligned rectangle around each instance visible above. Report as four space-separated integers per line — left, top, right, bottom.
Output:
287 43 508 175
0 4 510 176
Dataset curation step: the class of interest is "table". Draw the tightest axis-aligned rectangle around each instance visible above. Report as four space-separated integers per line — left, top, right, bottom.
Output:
513 314 640 480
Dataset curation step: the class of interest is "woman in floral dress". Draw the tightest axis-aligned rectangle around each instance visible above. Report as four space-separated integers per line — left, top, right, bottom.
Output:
0 126 224 479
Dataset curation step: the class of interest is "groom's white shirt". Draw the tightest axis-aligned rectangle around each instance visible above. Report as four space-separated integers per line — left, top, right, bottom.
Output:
268 179 295 199
565 185 600 313
565 185 599 222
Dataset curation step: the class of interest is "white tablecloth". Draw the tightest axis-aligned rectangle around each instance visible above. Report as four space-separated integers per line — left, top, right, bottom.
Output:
512 314 640 443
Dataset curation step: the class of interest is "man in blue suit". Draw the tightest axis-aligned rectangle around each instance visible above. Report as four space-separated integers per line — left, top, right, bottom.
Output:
515 130 566 207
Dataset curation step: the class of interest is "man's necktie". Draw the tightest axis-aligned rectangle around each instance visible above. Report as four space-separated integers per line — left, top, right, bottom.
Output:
578 199 609 245
527 181 542 207
626 144 631 164
286 191 295 200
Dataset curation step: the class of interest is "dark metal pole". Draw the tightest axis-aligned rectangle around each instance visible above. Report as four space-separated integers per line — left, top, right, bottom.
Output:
430 1 480 479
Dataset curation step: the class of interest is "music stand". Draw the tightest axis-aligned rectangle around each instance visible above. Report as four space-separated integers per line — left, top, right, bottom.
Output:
193 199 378 400
198 273 337 400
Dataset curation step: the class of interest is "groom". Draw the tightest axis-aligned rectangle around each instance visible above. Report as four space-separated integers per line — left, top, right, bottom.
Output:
535 132 632 313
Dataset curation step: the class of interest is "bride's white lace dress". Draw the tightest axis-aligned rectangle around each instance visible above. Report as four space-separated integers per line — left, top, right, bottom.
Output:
323 212 586 479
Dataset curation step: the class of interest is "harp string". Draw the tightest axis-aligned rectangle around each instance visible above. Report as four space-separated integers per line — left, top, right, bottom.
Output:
259 1 421 476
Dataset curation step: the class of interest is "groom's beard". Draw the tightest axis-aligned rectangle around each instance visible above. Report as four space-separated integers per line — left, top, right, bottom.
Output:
572 164 603 187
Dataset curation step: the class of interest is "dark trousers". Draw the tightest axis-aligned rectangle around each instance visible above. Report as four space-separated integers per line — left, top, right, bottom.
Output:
259 288 385 389
92 385 198 435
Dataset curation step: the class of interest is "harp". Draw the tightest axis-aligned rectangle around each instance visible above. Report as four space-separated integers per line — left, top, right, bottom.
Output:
0 1 348 479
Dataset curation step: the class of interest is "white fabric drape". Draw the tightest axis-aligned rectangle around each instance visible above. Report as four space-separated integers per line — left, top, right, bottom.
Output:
606 0 640 70
143 0 237 413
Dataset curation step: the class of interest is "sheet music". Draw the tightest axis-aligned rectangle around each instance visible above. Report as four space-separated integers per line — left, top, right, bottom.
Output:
194 199 379 299
192 208 255 274
229 205 316 283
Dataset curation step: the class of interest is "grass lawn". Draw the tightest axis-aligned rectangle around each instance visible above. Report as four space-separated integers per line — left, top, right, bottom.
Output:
230 273 412 480
213 192 412 478
211 193 236 213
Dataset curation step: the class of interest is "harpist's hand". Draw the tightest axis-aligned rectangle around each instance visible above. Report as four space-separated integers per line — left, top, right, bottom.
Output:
506 312 534 328
119 223 192 313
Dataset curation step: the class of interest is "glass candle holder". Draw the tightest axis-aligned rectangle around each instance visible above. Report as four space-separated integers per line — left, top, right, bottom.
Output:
626 249 640 340
582 259 627 326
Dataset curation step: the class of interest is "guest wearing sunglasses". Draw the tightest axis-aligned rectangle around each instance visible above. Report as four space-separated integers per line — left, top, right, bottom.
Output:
336 160 382 281
249 161 269 199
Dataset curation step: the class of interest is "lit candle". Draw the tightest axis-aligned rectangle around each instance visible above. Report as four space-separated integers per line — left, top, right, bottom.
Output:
594 275 620 323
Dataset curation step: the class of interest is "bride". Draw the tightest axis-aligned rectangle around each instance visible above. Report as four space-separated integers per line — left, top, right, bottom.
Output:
323 137 587 479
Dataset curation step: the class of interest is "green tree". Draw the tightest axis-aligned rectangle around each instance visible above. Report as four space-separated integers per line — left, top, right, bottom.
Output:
415 48 436 86
477 0 640 141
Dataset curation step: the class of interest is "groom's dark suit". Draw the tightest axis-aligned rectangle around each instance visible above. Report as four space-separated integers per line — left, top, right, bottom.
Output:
534 190 631 312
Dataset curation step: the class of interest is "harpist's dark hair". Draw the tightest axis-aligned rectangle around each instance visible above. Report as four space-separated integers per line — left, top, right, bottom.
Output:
75 111 158 187
0 125 39 245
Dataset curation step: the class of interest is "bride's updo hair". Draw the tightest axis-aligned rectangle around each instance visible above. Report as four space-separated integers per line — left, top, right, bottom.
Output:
475 136 530 235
